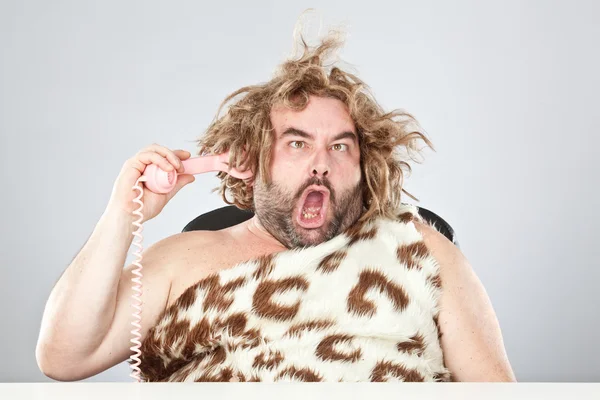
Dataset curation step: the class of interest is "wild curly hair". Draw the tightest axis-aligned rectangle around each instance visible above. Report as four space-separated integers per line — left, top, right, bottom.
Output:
195 23 435 223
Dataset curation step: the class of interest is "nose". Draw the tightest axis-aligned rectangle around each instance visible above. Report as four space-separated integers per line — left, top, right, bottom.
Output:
311 163 329 178
308 147 330 179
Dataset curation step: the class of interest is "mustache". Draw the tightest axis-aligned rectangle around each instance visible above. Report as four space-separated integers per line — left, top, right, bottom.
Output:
293 176 336 204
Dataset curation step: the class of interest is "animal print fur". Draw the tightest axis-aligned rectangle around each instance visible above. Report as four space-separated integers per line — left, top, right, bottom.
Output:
133 203 452 382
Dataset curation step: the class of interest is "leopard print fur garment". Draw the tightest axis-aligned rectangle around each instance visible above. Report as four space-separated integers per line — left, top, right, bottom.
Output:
133 203 452 382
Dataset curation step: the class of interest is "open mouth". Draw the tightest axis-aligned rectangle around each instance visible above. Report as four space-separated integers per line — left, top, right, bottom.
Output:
296 186 330 229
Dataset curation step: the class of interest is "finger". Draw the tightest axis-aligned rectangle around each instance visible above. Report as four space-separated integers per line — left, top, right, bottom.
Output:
136 151 173 172
163 150 184 173
148 145 186 173
172 149 191 159
138 144 185 173
171 150 192 173
177 173 195 186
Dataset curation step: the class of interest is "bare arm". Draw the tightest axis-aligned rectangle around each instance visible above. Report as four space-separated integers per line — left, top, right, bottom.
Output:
36 145 195 381
35 208 175 381
416 221 517 382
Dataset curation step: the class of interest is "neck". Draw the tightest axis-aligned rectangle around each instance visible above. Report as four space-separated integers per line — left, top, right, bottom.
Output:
245 216 287 250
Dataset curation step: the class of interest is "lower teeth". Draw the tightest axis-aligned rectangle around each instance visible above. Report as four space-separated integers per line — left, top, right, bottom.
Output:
302 208 320 220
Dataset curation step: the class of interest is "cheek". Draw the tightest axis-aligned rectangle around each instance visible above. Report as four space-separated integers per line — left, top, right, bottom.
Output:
338 159 362 185
270 153 302 185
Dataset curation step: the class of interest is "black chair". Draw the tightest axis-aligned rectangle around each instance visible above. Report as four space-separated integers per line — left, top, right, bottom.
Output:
183 205 459 248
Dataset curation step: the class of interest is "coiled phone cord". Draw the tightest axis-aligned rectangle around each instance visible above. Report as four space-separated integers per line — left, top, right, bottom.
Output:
129 176 147 382
124 152 249 382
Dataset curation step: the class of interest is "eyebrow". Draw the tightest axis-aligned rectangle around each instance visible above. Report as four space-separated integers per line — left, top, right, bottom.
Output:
280 127 358 143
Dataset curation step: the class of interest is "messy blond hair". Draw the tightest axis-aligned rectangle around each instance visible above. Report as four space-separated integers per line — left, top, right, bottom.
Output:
195 18 434 222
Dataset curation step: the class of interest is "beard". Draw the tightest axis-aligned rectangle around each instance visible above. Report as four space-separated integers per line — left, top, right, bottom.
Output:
252 175 364 249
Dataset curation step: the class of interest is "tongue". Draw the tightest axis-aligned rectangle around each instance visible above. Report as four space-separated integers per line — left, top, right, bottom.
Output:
304 191 324 208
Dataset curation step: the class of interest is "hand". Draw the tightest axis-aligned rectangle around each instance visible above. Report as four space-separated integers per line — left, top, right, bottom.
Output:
106 144 196 223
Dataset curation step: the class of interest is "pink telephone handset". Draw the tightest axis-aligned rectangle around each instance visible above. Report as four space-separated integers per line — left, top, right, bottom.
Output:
128 151 251 382
141 152 253 193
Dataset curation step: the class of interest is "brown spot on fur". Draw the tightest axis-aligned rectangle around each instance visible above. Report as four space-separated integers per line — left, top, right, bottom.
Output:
137 318 211 382
182 317 213 357
177 347 230 382
396 241 429 270
285 319 335 337
396 334 426 356
347 269 410 317
137 335 169 381
199 275 246 313
207 346 227 368
433 313 443 342
397 212 415 224
343 217 369 237
215 312 247 336
276 366 323 382
214 312 263 350
252 253 276 280
429 273 442 289
433 371 453 382
194 365 234 382
163 307 178 322
347 226 379 246
177 286 197 309
317 250 347 274
239 328 262 349
253 276 310 321
252 350 284 370
165 319 191 348
370 360 424 382
316 334 362 363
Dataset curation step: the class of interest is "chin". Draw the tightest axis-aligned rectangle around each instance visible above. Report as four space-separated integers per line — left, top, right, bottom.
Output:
291 217 334 247
296 230 328 247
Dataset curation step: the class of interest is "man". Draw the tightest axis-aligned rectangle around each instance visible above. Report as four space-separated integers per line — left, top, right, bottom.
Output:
36 29 516 382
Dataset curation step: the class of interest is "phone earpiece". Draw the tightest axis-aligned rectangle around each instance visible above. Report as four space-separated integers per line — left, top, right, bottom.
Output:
141 164 177 194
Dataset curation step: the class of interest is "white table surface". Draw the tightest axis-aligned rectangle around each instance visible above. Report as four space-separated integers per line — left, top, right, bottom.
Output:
0 382 599 400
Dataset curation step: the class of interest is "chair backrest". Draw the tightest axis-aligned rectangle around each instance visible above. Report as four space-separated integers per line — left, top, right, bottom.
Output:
183 205 459 248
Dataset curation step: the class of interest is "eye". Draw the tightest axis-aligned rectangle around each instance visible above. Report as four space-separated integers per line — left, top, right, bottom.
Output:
289 141 305 149
331 143 348 152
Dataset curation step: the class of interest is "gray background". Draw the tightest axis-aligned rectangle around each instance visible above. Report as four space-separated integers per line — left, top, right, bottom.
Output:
1 0 598 383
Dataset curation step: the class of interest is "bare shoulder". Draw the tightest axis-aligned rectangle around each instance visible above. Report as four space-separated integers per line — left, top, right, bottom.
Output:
412 220 471 284
158 228 244 308
158 229 226 252
413 220 517 382
148 229 229 276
